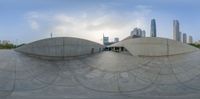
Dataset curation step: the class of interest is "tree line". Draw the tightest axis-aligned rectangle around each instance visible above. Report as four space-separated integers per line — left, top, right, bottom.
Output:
189 43 200 48
0 43 17 49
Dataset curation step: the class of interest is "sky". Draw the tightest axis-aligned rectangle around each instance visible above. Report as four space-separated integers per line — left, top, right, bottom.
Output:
0 0 200 44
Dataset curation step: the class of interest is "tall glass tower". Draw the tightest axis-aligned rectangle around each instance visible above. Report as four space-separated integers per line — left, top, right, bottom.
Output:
150 19 157 37
189 36 193 44
173 20 181 41
182 33 187 43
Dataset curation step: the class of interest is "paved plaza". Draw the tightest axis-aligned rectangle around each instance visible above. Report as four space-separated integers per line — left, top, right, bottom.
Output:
1 50 200 99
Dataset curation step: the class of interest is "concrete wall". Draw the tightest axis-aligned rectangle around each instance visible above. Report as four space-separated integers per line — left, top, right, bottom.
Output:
15 37 104 57
109 37 199 56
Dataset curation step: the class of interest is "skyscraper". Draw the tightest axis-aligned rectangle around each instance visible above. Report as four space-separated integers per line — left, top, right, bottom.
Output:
173 20 181 41
138 28 142 37
130 28 143 37
180 32 182 42
2 40 10 45
130 28 138 37
103 34 109 45
142 30 146 37
182 33 187 43
150 19 157 37
188 36 193 44
114 37 119 42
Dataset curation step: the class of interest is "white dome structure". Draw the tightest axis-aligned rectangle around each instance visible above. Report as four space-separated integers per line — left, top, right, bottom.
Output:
109 37 199 56
15 37 104 59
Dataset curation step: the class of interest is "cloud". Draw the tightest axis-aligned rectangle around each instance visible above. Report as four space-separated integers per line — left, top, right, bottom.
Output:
25 5 152 43
135 5 152 11
28 20 39 30
26 12 41 30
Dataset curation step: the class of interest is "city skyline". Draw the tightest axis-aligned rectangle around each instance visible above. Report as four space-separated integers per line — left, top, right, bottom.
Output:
0 0 200 44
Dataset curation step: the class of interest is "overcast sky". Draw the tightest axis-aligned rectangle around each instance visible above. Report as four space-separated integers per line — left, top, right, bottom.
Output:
0 0 200 44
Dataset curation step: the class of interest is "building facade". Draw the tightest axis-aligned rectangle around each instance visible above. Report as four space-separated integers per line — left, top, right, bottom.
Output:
173 20 181 41
103 35 109 45
188 36 193 44
130 28 145 38
182 33 187 43
142 30 146 37
2 40 11 45
114 38 119 42
150 19 157 37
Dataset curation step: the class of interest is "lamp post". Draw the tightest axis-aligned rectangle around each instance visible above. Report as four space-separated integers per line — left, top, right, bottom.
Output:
51 32 53 38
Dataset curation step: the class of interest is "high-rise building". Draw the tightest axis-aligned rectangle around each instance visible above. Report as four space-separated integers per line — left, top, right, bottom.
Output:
195 40 200 44
188 36 193 44
150 19 157 37
114 37 119 42
2 40 11 45
182 33 187 43
103 34 109 45
173 20 181 41
131 28 139 37
142 30 146 37
130 28 144 37
130 28 137 36
138 28 142 37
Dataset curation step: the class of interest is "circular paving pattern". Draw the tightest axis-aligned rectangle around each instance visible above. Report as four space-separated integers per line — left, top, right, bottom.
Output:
0 50 200 99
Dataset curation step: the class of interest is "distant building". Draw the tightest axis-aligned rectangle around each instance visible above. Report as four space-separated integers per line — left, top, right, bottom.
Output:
130 28 145 38
150 19 157 37
180 32 182 42
103 35 109 45
173 20 181 41
2 40 11 45
195 40 200 44
103 34 116 46
188 36 193 44
138 28 142 36
114 37 119 42
142 30 146 37
182 33 187 43
131 28 140 37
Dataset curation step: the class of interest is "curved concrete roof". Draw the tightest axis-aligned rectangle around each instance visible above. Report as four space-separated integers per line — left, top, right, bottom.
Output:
15 37 104 58
109 37 199 56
